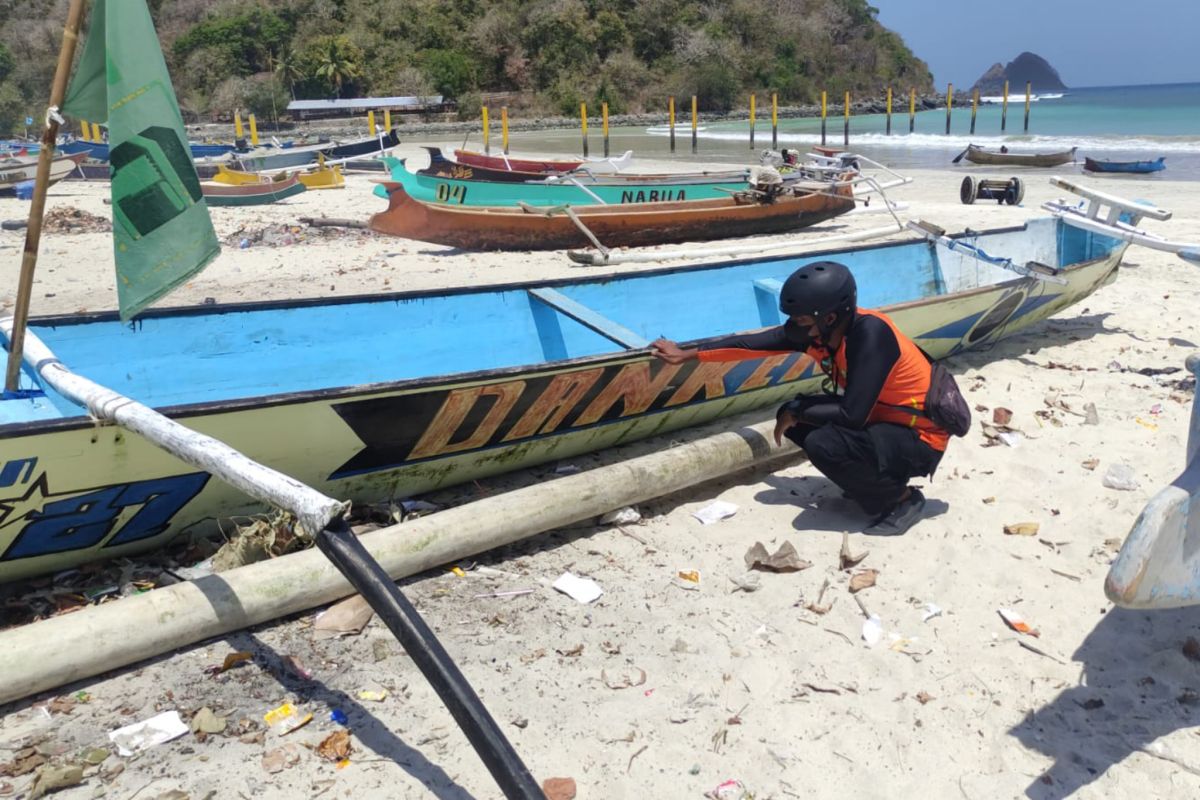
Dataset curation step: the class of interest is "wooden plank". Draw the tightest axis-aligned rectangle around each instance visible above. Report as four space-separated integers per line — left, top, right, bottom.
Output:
526 287 649 349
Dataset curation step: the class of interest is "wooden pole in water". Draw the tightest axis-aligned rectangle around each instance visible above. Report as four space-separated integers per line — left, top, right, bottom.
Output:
91 122 101 142
1001 80 1009 132
886 85 892 135
248 113 258 146
602 101 609 157
748 93 755 149
580 101 588 157
945 82 953 134
1024 81 1032 132
501 106 509 154
481 105 489 154
909 88 916 133
4 0 86 393
668 96 675 152
367 110 376 136
820 90 827 145
843 90 850 146
771 92 778 149
384 108 391 132
970 89 979 134
79 119 88 141
234 110 244 141
691 95 698 153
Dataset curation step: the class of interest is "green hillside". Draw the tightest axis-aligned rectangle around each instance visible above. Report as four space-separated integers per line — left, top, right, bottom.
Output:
0 0 932 130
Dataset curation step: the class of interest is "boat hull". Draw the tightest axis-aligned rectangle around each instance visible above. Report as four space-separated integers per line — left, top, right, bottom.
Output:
454 149 583 173
964 146 1077 167
201 175 306 206
0 220 1127 583
0 153 87 191
369 182 855 249
1084 156 1166 174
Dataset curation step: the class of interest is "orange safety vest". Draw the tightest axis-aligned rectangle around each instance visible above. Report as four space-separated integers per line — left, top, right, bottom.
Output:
810 308 950 452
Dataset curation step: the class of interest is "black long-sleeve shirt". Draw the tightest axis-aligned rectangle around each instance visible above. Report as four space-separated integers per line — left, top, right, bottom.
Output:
699 313 901 429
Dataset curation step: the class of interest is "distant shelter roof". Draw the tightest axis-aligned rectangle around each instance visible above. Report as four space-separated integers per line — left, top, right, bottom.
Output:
287 96 445 113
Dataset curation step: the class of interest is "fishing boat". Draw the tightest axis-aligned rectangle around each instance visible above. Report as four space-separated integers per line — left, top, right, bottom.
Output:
377 156 751 207
60 139 239 162
235 140 333 171
200 175 306 206
962 144 1077 167
326 128 400 159
369 177 855 250
1083 156 1166 174
66 159 110 181
0 152 87 192
420 146 749 185
212 163 345 190
452 148 633 174
0 180 1177 583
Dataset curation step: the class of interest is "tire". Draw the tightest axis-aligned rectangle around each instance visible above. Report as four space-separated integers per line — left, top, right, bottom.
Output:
1005 177 1025 206
960 175 977 205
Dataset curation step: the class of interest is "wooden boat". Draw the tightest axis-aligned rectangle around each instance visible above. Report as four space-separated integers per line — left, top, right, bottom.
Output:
1107 355 1200 608
369 178 855 250
212 163 344 190
962 144 1077 167
201 175 306 206
453 148 583 173
0 152 87 192
378 157 750 207
1083 156 1166 174
419 146 749 185
327 128 399 159
0 203 1154 582
60 140 236 162
66 159 110 181
236 141 333 171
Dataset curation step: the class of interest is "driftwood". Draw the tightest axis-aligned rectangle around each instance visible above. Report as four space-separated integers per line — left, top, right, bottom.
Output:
299 216 368 229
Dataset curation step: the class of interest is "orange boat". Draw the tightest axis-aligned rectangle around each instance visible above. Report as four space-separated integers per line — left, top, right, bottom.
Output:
369 179 857 251
453 148 584 173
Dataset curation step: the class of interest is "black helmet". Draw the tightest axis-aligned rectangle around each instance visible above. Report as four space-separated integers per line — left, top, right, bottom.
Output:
779 261 857 337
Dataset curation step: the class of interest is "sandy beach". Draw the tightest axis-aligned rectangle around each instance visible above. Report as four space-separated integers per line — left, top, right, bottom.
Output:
2 145 1200 800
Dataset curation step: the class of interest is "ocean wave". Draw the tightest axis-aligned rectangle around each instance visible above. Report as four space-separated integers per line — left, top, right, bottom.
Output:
644 127 1200 153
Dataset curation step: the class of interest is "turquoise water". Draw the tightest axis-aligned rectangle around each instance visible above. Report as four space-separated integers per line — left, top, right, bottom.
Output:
503 83 1200 180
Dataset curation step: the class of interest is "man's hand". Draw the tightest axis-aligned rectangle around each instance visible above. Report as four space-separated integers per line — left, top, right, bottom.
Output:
650 338 695 364
774 409 798 447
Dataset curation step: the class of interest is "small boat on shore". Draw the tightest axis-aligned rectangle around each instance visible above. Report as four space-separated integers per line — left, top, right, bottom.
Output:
962 144 1077 167
0 152 87 192
0 183 1170 582
420 146 749 185
369 177 856 250
452 148 633 174
201 175 306 206
1084 156 1166 174
212 163 344 190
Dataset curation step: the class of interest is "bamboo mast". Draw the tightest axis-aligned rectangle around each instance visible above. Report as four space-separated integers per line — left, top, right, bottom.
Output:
4 0 86 392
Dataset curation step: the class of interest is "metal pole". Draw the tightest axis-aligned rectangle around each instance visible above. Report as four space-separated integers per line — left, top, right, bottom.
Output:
1024 81 1032 132
5 0 86 393
886 86 892 135
691 95 697 153
1001 80 1008 132
945 82 953 135
771 93 777 149
315 520 543 800
602 101 609 158
748 93 755 149
820 90 826 145
970 89 978 135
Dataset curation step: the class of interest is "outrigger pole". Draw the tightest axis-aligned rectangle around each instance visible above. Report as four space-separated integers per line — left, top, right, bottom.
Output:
3 319 545 799
3 0 86 393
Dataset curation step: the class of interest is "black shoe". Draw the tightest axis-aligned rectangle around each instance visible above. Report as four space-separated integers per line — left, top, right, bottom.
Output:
863 489 926 536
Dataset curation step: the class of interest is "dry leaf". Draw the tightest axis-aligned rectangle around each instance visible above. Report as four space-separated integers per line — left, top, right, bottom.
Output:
542 777 577 800
601 667 647 689
1082 458 1100 471
190 707 226 735
838 532 868 569
600 641 621 655
992 407 1013 426
744 541 811 573
317 730 352 762
848 569 878 594
261 744 301 774
519 648 546 664
1004 522 1040 536
556 644 584 658
982 496 996 504
314 595 374 639
27 764 83 800
916 691 935 705
0 748 46 778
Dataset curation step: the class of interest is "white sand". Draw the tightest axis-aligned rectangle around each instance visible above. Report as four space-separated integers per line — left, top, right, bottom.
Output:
2 148 1200 799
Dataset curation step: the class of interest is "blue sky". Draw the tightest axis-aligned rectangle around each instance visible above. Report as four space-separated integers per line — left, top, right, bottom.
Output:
872 1 1198 88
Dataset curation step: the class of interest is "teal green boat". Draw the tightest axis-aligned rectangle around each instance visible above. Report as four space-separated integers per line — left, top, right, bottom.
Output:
374 156 750 207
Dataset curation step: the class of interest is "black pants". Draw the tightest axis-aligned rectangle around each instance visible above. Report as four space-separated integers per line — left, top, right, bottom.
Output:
784 417 943 515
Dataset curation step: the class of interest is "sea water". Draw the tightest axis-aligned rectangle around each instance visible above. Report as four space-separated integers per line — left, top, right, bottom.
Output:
499 82 1200 181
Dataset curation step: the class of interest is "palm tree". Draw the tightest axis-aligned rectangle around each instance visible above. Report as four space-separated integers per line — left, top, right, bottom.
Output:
313 37 361 99
271 49 305 102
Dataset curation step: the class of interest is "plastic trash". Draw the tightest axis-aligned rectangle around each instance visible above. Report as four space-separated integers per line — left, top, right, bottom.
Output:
862 614 883 647
922 603 943 622
330 708 348 725
238 237 251 249
552 571 603 604
108 710 189 756
997 607 1038 636
706 778 750 800
692 500 739 525
997 431 1022 448
599 506 641 525
14 180 34 200
263 703 313 736
1102 463 1140 491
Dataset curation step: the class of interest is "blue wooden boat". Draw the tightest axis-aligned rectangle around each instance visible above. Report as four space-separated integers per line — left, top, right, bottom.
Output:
0 210 1143 583
1083 156 1166 174
60 139 108 160
376 156 751 207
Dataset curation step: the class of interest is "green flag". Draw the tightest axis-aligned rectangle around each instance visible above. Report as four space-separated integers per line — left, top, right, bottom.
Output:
62 0 219 321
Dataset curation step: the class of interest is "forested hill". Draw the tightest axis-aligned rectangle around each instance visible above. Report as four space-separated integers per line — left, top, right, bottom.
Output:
0 0 932 130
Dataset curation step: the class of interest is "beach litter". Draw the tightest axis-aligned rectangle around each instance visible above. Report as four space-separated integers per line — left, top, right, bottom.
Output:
313 594 374 639
861 614 883 647
922 603 943 622
542 777 577 800
261 744 302 774
26 764 83 800
205 650 253 676
358 690 388 702
848 569 878 593
552 572 603 604
744 541 810 572
108 710 189 756
992 407 1013 425
706 779 750 800
599 506 641 526
692 500 739 525
728 572 761 593
998 608 1040 637
190 707 226 736
263 703 313 736
1102 464 1140 491
839 532 868 569
1003 522 1040 536
317 730 352 762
